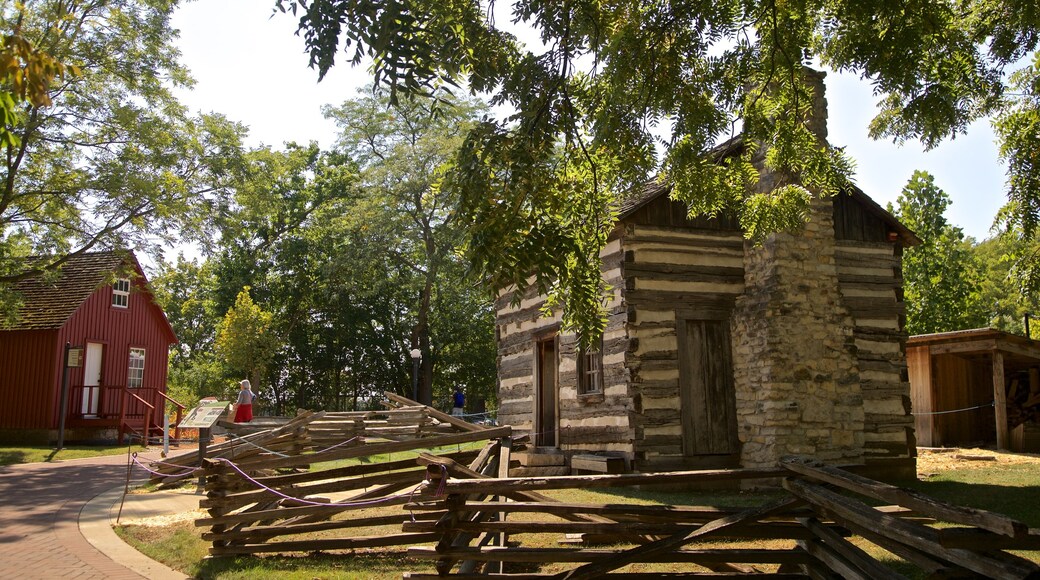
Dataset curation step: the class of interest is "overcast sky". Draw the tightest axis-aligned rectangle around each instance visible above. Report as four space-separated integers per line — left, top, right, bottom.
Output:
171 0 1008 241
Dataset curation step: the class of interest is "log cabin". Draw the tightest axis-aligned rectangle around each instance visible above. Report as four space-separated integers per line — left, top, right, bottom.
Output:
495 71 921 479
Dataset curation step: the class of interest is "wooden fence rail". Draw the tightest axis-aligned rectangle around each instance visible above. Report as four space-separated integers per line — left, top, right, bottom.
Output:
179 398 1040 578
403 457 1040 578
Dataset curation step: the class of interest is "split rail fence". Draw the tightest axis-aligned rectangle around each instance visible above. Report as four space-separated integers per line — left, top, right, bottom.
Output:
171 394 1040 578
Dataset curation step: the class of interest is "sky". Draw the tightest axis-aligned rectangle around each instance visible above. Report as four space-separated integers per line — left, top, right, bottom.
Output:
171 0 1008 241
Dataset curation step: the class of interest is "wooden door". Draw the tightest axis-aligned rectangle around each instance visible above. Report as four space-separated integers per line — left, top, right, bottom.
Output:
536 338 558 447
678 319 738 456
82 342 103 417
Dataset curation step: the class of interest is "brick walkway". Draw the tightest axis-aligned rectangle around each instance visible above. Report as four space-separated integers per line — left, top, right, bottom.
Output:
0 452 159 579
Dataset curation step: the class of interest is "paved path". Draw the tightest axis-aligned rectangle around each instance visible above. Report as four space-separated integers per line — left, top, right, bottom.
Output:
0 450 188 579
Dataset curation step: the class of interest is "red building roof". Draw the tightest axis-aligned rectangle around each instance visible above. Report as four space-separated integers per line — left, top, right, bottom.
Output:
5 251 175 342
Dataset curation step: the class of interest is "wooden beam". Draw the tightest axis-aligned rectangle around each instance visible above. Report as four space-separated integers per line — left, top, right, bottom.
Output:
781 458 1028 538
783 478 1040 580
406 546 811 565
384 391 486 432
799 517 907 580
549 497 802 580
994 351 1008 450
208 532 441 555
425 467 787 495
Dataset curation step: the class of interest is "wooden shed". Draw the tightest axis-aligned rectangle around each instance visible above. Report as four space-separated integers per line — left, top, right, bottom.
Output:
0 250 179 444
907 328 1040 451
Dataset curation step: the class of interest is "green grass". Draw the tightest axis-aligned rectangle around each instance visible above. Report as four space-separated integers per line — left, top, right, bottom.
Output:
0 444 147 466
116 458 1040 579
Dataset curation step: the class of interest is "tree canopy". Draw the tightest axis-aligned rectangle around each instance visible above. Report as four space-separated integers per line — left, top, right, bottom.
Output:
891 171 987 335
277 0 1040 340
0 0 244 298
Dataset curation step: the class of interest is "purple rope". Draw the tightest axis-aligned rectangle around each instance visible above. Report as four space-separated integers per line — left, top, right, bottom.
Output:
212 457 424 508
132 453 197 478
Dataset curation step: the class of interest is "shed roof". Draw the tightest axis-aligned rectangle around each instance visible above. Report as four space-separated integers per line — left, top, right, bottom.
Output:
908 328 1040 367
616 137 921 246
3 251 174 338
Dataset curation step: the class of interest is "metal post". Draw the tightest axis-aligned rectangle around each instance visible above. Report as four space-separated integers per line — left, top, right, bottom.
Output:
57 342 71 450
163 412 170 457
198 427 209 490
412 357 420 402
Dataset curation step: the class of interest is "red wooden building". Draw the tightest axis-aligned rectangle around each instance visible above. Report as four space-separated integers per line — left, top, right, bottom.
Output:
0 250 182 443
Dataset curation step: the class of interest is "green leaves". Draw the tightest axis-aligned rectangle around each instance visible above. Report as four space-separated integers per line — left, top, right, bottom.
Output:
276 0 1040 340
892 171 987 334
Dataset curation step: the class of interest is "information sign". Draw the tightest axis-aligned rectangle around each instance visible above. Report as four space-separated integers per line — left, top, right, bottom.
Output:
179 400 230 429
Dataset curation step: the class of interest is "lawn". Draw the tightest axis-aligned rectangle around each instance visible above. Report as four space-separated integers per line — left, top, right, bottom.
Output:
0 444 147 466
116 448 1040 579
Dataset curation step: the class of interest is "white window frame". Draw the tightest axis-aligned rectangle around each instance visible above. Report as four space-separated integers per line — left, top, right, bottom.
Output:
577 336 604 395
112 278 130 308
128 348 145 388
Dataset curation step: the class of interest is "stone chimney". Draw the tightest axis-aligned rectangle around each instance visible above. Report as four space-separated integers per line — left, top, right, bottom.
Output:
729 69 865 470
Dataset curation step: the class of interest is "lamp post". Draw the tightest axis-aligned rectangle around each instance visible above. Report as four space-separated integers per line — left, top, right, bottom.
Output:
410 348 421 402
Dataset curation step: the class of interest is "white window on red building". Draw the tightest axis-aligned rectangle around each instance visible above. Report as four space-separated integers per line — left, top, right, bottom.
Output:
128 348 145 388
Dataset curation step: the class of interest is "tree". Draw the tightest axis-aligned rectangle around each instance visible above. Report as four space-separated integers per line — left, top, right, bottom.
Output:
892 171 987 335
0 1 245 294
0 7 71 147
976 210 1040 338
215 287 277 396
151 254 225 405
324 87 491 406
277 0 1040 340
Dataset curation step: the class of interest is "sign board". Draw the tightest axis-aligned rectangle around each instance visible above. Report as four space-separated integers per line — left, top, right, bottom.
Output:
67 347 84 368
178 400 230 429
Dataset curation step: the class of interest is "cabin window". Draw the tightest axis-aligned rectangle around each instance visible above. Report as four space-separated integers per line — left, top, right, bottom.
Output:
128 348 145 388
577 336 604 395
112 278 130 308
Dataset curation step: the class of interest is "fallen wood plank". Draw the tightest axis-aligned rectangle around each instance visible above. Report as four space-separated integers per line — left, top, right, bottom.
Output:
781 458 1029 538
783 477 1040 580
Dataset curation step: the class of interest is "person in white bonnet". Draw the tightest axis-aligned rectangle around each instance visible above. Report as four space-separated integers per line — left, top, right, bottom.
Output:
231 379 254 423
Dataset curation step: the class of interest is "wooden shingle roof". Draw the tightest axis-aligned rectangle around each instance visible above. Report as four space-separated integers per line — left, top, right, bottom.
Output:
5 251 130 330
615 136 920 246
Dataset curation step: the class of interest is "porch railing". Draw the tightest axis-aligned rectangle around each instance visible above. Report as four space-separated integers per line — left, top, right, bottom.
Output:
66 385 187 443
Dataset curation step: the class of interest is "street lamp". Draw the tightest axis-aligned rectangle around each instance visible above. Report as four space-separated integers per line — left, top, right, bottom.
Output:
409 348 421 402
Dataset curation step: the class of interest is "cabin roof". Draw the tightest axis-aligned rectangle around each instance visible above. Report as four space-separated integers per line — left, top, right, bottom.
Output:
616 138 921 246
4 251 174 338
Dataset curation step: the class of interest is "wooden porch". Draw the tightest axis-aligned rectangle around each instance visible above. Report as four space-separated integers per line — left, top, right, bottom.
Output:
66 385 186 444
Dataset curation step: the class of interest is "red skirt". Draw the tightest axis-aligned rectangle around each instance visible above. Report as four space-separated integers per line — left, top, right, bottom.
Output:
234 404 253 423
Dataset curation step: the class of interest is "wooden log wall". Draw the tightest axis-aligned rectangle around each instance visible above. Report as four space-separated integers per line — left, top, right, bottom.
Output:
622 223 746 470
833 240 916 469
495 237 633 455
405 457 1040 578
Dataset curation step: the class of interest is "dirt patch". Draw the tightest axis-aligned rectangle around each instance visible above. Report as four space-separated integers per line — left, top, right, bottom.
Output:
121 509 207 528
917 447 1040 476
